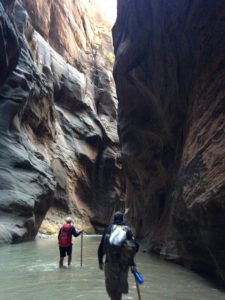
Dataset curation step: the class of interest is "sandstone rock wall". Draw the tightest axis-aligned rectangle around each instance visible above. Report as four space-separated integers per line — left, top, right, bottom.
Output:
113 0 225 284
0 0 122 243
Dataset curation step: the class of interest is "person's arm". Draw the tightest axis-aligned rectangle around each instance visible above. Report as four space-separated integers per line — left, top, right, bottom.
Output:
98 226 111 270
71 225 82 237
58 228 61 240
126 229 139 266
127 229 139 253
98 235 105 269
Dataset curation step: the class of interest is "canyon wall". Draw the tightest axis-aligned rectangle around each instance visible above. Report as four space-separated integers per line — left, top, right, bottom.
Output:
113 0 225 284
0 0 122 243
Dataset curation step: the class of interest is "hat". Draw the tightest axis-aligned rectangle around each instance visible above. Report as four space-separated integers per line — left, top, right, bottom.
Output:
65 216 72 223
113 211 124 225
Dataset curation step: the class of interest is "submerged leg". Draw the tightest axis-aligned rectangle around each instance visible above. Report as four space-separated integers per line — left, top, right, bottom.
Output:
68 254 72 266
59 257 64 268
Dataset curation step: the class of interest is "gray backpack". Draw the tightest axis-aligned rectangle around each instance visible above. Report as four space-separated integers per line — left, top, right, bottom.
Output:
105 225 138 268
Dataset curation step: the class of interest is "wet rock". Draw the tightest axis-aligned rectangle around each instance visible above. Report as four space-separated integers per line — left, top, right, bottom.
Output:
113 0 225 284
0 0 122 243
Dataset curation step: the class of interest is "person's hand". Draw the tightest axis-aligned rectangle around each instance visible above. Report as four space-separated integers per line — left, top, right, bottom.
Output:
99 262 104 270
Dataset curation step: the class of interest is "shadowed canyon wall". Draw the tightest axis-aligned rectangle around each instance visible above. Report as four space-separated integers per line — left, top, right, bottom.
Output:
0 0 122 243
113 0 225 284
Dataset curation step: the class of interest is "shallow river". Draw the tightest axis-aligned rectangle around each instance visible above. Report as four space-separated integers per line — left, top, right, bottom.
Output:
0 235 224 300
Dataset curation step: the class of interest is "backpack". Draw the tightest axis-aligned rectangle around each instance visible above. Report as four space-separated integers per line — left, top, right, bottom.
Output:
105 225 138 269
58 223 72 247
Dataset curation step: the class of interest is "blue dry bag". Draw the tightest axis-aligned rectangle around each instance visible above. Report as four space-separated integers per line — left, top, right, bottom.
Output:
131 266 144 285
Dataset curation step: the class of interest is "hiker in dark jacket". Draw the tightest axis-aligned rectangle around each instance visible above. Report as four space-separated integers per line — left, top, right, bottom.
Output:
98 211 139 300
58 216 82 268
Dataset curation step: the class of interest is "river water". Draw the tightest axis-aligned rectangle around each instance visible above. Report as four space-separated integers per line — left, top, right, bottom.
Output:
0 235 224 300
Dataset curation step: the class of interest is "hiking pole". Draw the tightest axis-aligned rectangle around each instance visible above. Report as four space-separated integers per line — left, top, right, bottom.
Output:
80 226 83 267
131 266 144 300
135 279 142 300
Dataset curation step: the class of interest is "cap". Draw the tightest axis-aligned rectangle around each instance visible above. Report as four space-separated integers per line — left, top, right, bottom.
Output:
65 216 72 223
113 211 124 225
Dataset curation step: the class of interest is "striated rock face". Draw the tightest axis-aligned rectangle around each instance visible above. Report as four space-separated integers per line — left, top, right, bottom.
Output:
113 0 225 284
0 0 122 243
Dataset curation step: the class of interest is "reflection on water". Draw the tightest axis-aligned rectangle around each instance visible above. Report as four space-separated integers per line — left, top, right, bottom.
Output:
0 236 224 300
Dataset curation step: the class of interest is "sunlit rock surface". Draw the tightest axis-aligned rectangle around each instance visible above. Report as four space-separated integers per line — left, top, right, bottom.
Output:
0 0 122 243
113 0 225 284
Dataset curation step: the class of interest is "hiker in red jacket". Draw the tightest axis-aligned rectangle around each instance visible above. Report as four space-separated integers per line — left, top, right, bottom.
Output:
58 216 82 268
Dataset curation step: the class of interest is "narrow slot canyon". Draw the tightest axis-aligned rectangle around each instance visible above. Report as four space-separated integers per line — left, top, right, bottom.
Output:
1 0 225 294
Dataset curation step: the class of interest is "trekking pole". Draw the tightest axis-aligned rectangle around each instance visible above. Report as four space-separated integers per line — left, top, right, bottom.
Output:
80 223 83 267
131 266 144 300
135 279 142 300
